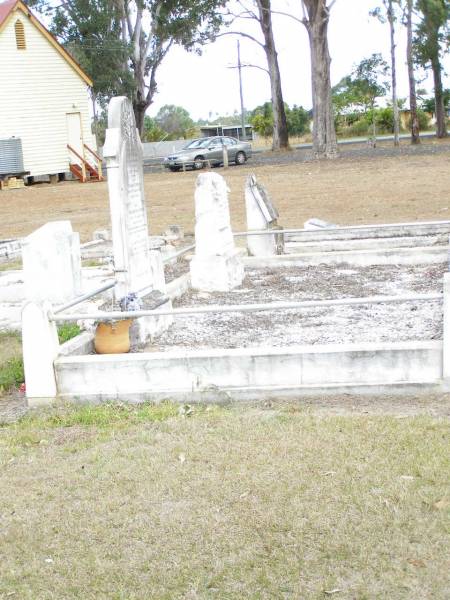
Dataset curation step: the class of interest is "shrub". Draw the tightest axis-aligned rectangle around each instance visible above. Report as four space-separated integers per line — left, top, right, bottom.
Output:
344 118 370 137
408 109 431 131
0 357 24 391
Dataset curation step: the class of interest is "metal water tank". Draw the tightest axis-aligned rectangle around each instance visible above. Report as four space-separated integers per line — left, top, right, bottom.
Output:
0 138 24 175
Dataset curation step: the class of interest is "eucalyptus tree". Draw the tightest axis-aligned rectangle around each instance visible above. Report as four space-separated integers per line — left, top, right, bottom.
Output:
406 0 421 143
371 0 401 145
31 0 227 135
223 0 289 150
414 0 449 137
300 0 338 158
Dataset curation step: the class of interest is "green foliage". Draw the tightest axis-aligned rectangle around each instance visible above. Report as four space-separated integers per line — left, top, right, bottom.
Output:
29 0 134 107
414 0 449 69
57 324 82 345
154 105 196 140
142 116 167 142
30 0 226 126
286 105 310 136
420 89 450 113
408 108 432 129
376 106 396 132
251 114 273 138
250 102 310 138
333 54 390 116
0 356 24 391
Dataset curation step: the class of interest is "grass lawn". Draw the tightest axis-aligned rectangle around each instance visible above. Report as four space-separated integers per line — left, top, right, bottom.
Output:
1 402 449 599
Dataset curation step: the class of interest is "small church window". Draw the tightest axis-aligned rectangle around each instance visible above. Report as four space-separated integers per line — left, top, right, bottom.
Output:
15 20 26 50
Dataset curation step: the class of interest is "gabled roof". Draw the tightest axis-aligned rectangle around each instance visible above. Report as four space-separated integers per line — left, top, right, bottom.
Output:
0 0 92 86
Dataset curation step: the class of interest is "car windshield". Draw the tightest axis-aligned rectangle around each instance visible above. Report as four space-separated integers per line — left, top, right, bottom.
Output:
183 139 211 149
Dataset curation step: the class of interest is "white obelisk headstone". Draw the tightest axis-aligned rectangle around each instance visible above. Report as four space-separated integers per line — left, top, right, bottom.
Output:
103 97 171 344
190 172 244 291
103 96 155 299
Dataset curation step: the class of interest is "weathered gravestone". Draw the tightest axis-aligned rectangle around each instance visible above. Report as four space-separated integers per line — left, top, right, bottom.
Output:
245 174 284 257
190 172 244 291
103 97 171 343
22 220 82 304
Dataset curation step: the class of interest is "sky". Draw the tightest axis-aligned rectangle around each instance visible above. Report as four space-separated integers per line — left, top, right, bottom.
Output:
147 0 450 122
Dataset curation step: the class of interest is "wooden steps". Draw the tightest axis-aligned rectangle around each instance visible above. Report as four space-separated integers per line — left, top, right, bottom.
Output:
67 144 104 183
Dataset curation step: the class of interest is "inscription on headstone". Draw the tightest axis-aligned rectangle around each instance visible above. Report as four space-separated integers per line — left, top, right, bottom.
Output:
103 97 153 299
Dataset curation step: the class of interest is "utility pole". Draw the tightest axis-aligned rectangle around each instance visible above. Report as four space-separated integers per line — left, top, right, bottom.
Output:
237 40 246 140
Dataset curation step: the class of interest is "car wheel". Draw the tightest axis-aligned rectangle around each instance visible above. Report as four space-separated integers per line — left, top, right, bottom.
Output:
169 166 181 172
235 151 246 165
193 156 205 170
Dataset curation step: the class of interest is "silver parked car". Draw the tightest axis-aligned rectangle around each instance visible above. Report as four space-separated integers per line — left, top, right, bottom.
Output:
163 136 252 172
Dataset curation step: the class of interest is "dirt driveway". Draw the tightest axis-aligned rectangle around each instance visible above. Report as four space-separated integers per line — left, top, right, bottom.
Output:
0 139 449 242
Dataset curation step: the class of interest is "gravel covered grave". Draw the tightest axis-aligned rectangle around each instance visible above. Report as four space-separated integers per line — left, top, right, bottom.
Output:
147 263 445 351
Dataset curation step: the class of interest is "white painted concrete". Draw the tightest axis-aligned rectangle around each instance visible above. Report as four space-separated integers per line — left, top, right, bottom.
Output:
22 301 59 405
285 235 447 254
54 340 443 401
285 221 450 243
304 218 336 230
190 172 244 291
245 175 281 257
443 273 450 380
22 221 82 304
243 246 449 268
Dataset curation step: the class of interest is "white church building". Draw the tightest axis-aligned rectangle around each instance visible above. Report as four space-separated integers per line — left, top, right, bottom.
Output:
0 0 101 182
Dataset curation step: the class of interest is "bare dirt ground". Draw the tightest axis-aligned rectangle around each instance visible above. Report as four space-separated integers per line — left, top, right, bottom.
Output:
0 139 449 242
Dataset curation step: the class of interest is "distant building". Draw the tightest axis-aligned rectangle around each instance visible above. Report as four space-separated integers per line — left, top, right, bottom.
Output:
200 124 253 141
0 0 101 183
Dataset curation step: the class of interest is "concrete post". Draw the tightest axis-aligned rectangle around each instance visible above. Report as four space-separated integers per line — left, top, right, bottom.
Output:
443 273 450 380
222 144 229 169
22 301 59 407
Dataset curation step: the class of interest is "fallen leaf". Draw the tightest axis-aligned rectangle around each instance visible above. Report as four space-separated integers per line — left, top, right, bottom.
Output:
324 589 341 595
407 558 425 568
400 475 414 481
323 471 336 477
178 453 186 464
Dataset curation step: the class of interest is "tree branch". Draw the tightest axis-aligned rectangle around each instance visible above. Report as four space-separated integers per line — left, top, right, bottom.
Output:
216 30 265 48
228 62 269 74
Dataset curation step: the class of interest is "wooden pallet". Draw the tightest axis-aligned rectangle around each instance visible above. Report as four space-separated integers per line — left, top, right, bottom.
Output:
0 177 25 190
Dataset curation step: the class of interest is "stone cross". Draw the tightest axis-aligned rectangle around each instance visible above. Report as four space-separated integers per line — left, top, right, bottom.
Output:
103 96 155 299
245 174 283 257
22 220 82 304
190 172 244 291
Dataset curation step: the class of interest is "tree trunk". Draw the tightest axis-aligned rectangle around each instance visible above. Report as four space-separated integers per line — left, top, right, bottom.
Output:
432 56 447 138
303 1 338 159
406 0 420 144
387 0 400 146
257 0 289 151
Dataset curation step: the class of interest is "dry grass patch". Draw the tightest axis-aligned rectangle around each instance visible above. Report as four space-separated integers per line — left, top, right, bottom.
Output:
0 142 449 241
0 402 449 599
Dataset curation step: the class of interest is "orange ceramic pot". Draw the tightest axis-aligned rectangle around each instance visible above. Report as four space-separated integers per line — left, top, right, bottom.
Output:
94 319 133 354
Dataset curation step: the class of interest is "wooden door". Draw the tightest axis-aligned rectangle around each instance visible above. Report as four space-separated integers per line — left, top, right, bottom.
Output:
66 112 84 162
